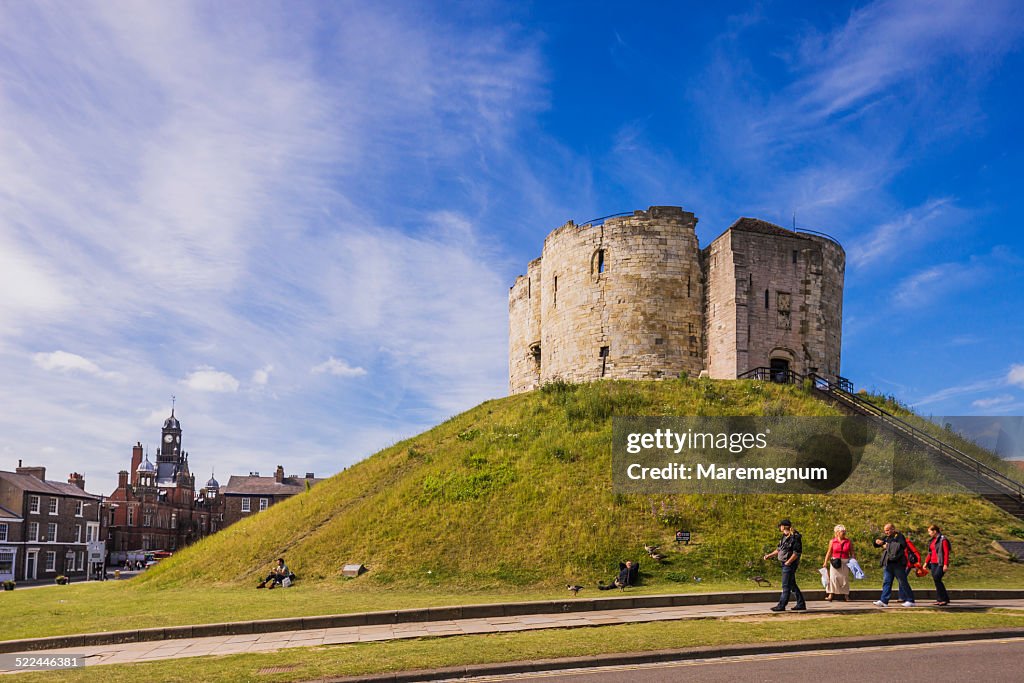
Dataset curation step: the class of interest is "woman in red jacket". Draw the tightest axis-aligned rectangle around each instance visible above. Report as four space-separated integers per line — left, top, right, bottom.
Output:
926 524 952 606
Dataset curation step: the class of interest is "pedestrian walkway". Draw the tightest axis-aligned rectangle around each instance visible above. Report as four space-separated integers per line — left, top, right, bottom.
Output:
3 598 1023 671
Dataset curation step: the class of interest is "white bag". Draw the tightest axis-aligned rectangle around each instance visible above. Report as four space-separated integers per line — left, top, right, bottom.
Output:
848 558 865 580
281 577 292 588
818 567 828 589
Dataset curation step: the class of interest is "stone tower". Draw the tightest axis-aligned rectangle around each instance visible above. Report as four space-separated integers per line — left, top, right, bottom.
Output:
508 206 845 393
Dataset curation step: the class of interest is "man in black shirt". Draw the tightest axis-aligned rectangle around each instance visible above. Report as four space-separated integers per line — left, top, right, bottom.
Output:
873 523 916 606
763 519 806 611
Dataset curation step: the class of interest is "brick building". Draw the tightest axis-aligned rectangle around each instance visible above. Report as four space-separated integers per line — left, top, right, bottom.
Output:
220 466 322 528
0 464 103 583
106 410 221 556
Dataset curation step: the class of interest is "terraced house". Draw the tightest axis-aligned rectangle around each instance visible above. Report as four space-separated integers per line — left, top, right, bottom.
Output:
0 463 103 583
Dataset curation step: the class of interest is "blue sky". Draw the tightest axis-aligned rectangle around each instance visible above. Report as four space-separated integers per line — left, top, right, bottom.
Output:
1 0 1023 493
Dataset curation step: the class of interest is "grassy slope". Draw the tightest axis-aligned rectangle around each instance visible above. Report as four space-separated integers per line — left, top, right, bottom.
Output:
136 379 1024 591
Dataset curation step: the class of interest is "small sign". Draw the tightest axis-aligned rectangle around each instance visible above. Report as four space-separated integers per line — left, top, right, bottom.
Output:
675 530 691 545
342 563 366 577
87 542 105 563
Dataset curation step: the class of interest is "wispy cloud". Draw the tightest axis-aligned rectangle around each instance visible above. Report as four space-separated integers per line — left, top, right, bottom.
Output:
972 394 1015 409
848 198 963 269
1009 364 1024 388
311 358 367 378
0 2 543 491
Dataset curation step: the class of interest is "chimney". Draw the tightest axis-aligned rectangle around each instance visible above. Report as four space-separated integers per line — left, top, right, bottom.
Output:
118 470 129 488
131 442 143 475
68 472 85 490
275 465 285 483
16 465 46 481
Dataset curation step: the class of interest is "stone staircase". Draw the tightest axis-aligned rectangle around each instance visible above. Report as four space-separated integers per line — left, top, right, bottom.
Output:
740 367 1024 522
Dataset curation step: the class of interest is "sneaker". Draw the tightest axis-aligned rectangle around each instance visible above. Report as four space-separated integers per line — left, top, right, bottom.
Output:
872 600 887 607
901 601 915 607
770 605 785 612
791 605 807 611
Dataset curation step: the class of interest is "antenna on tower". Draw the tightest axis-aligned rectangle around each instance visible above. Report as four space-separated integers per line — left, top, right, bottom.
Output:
792 212 797 231
171 395 176 415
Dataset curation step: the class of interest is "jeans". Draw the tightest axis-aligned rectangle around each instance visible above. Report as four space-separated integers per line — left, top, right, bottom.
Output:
930 565 949 603
777 562 805 608
880 563 915 604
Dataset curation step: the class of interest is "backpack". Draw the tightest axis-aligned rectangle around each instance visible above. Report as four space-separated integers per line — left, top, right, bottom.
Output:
905 539 921 568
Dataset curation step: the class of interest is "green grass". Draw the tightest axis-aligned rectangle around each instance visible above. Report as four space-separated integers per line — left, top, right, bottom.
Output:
13 609 1024 683
132 379 1024 592
6 379 1023 644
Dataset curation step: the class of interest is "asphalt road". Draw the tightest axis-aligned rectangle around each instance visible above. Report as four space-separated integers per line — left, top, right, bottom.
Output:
453 637 1024 682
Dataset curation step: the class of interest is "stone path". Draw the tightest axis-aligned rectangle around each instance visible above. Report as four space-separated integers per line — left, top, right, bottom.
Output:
4 598 1024 672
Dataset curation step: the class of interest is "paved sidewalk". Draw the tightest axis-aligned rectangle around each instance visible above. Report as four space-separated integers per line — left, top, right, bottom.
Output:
3 598 1023 672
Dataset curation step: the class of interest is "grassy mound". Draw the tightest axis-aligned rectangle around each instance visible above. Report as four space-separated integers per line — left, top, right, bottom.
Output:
139 380 1024 590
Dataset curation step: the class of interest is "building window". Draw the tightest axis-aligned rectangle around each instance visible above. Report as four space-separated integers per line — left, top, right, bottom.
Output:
259 498 269 511
48 498 58 515
599 345 610 377
65 554 75 573
592 249 606 275
792 250 798 264
75 525 82 543
0 523 6 542
29 496 40 514
241 498 251 513
75 500 84 516
45 551 56 572
127 507 135 526
0 549 14 576
553 276 558 307
109 508 116 526
77 552 84 571
143 514 152 528
28 522 39 542
47 522 57 541
764 289 769 309
86 524 96 542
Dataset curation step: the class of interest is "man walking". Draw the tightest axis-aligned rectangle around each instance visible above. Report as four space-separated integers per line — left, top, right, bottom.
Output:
873 523 916 607
763 519 806 612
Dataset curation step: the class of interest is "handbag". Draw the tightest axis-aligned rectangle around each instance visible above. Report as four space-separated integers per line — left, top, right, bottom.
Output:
830 558 842 569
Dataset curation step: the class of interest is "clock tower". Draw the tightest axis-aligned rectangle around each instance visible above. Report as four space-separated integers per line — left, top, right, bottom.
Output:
158 408 183 463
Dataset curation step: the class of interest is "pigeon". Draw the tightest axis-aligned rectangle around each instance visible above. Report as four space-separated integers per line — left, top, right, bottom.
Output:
649 552 667 563
751 576 771 587
644 544 660 554
567 584 584 596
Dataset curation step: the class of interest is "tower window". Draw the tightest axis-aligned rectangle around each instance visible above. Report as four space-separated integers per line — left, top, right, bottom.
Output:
765 289 769 309
599 346 610 377
792 250 798 264
597 249 605 273
687 275 691 297
553 276 558 307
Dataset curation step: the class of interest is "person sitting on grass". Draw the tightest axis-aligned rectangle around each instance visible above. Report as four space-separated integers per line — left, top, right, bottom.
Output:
257 558 290 589
598 559 640 590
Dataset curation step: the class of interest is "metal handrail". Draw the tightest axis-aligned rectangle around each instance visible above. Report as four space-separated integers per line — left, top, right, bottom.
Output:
579 211 634 227
738 367 1024 500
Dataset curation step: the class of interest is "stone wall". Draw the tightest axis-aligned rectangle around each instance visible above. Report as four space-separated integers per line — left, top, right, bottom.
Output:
509 208 845 393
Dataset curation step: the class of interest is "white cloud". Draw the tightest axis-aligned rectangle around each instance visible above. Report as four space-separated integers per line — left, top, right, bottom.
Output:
848 198 962 269
1009 365 1024 388
311 358 367 378
252 365 274 386
32 350 119 380
183 368 240 393
972 394 1015 409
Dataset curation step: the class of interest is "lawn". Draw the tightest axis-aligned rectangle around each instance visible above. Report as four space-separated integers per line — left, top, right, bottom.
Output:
4 573 1024 643
11 608 1024 683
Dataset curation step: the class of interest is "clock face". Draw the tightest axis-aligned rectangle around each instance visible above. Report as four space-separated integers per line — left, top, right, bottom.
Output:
164 434 173 443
